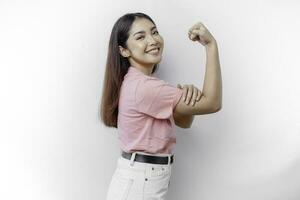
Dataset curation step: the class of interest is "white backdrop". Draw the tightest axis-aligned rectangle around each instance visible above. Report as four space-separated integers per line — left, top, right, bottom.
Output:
1 0 300 200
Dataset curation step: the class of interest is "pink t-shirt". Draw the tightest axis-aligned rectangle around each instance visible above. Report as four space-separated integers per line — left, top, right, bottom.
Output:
117 66 183 154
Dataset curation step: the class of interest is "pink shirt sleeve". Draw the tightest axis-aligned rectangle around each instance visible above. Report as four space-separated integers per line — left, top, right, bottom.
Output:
135 77 183 119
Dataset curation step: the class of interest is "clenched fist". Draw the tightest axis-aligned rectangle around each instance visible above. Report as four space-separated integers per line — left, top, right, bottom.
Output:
188 22 215 46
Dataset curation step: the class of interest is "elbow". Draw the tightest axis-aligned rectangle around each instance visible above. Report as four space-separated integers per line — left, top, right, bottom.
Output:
181 125 191 129
211 102 222 113
182 124 192 129
213 105 222 112
176 123 192 129
180 121 193 129
203 94 222 113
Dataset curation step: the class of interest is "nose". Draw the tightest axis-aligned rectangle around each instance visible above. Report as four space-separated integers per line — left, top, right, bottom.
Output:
147 35 158 45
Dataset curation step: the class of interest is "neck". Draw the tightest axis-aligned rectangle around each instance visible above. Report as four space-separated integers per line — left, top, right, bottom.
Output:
130 63 154 76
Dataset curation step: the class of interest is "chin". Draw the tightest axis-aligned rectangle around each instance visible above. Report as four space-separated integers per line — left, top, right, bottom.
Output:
155 58 162 64
135 55 162 65
149 55 162 63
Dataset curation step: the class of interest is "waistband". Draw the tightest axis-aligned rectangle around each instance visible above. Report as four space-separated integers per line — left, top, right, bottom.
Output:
121 151 174 166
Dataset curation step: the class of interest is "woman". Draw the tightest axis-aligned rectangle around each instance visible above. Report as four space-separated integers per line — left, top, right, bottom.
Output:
100 12 222 200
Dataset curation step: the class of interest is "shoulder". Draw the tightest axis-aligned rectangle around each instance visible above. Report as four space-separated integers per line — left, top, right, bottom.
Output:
138 76 169 89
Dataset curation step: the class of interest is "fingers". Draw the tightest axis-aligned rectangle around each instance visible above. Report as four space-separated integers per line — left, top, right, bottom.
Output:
188 22 204 33
191 29 205 37
196 88 202 101
191 86 198 106
181 84 201 106
188 22 211 45
188 25 198 40
188 32 198 41
184 85 193 105
188 29 203 42
188 22 204 36
181 85 188 102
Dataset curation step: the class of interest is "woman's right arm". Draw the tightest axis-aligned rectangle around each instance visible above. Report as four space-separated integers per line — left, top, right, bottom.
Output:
174 23 222 116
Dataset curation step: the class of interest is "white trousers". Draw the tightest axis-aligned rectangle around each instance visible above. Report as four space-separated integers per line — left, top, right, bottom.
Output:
106 151 173 200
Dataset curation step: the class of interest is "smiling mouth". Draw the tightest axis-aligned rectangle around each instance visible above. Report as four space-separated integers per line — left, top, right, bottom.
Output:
146 48 160 54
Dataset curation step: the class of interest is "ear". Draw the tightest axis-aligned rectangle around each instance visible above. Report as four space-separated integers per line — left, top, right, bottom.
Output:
119 45 130 58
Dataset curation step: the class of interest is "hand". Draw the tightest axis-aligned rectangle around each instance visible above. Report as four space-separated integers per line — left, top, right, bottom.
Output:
188 22 215 46
177 84 203 106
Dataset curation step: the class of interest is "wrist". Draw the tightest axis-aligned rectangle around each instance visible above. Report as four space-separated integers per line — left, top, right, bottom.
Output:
205 38 217 49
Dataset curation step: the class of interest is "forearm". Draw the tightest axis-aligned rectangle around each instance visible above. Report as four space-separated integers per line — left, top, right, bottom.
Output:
202 40 222 108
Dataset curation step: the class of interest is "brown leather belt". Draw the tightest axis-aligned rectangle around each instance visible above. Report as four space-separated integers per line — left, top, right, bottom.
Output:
121 151 174 165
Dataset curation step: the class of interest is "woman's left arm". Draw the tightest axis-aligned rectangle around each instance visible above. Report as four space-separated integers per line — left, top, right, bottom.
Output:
173 112 194 128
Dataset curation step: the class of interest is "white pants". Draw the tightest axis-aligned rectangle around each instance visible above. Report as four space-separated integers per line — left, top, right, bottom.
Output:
106 151 173 200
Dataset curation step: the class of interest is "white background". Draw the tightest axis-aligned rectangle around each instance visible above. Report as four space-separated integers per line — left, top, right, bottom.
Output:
1 0 300 199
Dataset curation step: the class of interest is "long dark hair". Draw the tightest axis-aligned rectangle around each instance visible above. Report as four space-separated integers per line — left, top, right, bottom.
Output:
99 12 159 128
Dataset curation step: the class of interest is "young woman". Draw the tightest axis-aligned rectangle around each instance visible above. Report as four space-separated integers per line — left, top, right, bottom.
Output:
100 12 222 200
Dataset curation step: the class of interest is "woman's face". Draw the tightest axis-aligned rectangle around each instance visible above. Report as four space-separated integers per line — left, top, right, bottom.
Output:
119 18 164 69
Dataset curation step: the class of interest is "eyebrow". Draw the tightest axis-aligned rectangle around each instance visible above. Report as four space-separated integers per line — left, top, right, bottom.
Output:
133 26 157 36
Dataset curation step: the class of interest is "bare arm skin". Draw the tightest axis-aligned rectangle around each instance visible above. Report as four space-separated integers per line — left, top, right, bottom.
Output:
174 112 195 128
174 39 222 121
172 22 222 127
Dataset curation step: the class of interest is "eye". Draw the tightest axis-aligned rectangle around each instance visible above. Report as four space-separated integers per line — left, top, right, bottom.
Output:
136 31 159 40
136 35 144 40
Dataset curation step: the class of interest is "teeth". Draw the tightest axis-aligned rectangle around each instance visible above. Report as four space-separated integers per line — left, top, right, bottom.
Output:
147 48 159 53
